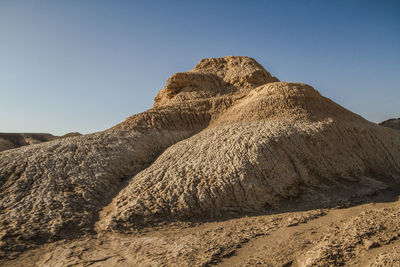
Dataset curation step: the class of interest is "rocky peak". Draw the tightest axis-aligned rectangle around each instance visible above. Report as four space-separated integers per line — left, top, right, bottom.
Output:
154 56 279 107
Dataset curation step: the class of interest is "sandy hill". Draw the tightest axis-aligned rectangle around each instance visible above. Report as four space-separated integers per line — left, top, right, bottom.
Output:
0 56 400 266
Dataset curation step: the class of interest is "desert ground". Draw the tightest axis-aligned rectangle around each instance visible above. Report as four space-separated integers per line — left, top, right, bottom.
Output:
1 191 400 266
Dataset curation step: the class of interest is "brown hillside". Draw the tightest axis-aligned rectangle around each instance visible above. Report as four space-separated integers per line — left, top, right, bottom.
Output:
380 118 400 133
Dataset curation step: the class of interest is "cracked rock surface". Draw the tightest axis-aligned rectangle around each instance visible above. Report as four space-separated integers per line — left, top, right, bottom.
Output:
100 82 400 231
0 56 278 252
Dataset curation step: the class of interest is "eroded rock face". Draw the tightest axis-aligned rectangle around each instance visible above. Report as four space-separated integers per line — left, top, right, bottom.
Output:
100 82 400 231
0 130 192 249
0 56 399 254
154 56 278 107
0 56 279 251
112 56 279 131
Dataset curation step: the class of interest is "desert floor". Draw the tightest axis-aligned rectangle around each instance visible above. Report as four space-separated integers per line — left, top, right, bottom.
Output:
2 187 400 267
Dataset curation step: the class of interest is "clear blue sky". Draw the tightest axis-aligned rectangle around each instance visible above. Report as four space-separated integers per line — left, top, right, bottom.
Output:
1 0 399 135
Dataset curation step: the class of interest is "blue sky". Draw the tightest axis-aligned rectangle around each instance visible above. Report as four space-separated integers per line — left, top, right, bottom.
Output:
0 0 399 135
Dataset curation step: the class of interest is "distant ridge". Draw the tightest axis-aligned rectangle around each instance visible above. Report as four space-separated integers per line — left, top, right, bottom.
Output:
0 132 81 152
379 118 400 133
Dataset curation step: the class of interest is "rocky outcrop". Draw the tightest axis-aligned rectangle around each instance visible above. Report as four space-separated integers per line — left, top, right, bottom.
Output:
100 82 400 231
380 118 400 133
0 56 279 251
112 56 278 132
0 56 399 254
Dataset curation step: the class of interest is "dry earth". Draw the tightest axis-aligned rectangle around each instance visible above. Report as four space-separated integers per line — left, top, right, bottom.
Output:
0 56 399 266
2 192 400 266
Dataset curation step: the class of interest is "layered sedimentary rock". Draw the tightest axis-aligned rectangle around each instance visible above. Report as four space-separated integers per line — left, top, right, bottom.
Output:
0 56 399 253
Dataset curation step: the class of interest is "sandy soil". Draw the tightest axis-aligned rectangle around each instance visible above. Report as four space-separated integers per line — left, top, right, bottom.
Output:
1 189 399 267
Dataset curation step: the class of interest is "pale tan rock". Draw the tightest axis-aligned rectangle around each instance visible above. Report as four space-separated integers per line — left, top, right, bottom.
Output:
0 56 278 251
100 82 400 231
112 56 278 131
0 130 194 252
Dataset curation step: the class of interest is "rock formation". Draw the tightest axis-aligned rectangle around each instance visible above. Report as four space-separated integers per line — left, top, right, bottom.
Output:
0 56 399 256
101 82 400 231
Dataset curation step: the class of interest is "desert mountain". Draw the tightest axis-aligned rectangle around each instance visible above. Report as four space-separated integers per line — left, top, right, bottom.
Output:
0 132 81 152
0 56 399 261
0 133 56 152
380 118 400 133
101 83 400 230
